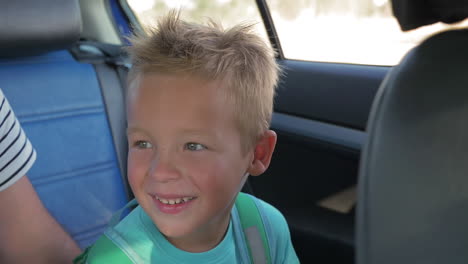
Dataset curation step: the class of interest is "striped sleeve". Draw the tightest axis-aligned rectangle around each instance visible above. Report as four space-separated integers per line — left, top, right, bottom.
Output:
0 89 36 192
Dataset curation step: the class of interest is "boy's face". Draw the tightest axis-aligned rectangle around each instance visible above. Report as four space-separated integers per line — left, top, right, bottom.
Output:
127 73 254 251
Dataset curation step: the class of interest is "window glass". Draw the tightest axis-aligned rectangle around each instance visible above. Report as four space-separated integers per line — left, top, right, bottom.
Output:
126 0 269 45
265 0 468 65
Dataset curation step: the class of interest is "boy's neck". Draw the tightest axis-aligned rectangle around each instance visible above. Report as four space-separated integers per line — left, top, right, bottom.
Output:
165 212 231 253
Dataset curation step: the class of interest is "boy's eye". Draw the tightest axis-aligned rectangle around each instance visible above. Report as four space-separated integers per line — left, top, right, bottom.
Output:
134 140 153 149
185 142 206 151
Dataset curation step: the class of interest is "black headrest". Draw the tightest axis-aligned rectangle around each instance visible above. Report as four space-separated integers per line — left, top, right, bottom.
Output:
392 0 468 31
0 0 82 57
357 29 468 264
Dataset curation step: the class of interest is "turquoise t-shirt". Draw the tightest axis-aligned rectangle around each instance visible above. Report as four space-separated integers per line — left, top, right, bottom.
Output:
105 195 299 263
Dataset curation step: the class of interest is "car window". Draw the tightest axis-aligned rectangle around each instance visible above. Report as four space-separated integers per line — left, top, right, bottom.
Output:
265 0 468 65
126 0 269 46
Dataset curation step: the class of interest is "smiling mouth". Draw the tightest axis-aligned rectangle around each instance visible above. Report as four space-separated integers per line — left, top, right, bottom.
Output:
154 196 196 205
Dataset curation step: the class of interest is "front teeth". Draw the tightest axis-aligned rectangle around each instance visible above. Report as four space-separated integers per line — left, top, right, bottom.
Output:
156 196 194 205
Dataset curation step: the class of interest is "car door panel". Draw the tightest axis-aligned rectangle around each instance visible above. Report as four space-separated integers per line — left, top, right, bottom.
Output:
275 60 388 129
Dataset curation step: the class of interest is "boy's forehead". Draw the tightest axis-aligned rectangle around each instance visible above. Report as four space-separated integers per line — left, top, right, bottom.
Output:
129 72 231 103
128 73 237 123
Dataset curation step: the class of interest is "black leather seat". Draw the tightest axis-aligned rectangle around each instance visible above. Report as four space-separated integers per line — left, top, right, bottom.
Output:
356 1 468 263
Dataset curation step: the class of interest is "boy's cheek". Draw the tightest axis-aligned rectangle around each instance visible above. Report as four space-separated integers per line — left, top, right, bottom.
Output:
126 169 138 191
127 156 144 188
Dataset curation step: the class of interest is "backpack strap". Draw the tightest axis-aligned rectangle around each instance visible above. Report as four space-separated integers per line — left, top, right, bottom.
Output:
235 192 272 264
86 235 134 264
73 199 138 264
73 235 133 264
108 198 138 227
69 41 132 200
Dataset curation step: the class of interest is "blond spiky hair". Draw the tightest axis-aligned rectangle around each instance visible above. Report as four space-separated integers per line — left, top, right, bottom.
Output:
126 10 280 150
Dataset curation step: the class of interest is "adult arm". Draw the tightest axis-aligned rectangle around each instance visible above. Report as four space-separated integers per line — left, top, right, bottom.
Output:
0 89 81 263
0 176 81 263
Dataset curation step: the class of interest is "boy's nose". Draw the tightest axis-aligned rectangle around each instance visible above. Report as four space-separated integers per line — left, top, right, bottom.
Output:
148 157 181 182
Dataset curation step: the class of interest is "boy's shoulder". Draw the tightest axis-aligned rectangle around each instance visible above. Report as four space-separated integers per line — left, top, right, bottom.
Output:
240 193 299 264
243 193 289 229
241 193 291 240
254 195 286 220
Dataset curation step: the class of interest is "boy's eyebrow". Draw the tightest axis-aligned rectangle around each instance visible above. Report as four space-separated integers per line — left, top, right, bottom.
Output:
179 128 202 134
179 129 223 143
126 127 145 135
178 128 213 137
126 127 220 141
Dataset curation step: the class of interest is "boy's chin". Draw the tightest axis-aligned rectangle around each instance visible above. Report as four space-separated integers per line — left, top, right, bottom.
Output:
158 221 192 239
151 211 231 252
151 213 197 238
157 221 225 253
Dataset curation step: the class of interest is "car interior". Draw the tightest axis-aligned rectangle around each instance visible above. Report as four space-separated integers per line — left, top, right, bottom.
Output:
0 0 466 263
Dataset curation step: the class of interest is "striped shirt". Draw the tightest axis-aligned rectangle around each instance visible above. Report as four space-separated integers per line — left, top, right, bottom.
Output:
0 89 36 192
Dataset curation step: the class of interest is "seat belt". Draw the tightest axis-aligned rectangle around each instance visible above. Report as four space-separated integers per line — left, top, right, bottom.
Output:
70 41 132 200
94 63 128 184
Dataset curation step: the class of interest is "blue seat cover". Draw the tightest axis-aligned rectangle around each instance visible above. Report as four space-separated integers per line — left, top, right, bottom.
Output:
0 50 128 248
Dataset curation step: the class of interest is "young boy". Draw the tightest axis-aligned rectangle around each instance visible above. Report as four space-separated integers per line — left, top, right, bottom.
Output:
76 11 299 263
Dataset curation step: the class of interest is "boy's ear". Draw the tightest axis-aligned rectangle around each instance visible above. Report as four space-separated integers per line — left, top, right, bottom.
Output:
247 130 277 176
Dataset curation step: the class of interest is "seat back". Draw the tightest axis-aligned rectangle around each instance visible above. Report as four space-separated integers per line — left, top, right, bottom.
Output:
0 0 129 248
357 1 468 263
